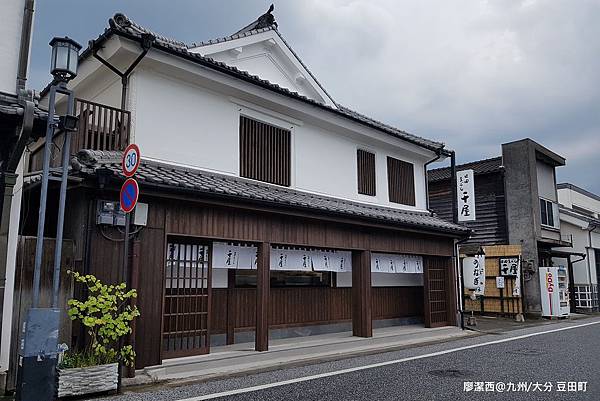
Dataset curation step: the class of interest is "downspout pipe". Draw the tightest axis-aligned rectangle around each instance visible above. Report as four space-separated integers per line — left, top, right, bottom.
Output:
450 150 458 224
91 32 155 111
455 234 471 330
16 0 35 92
585 223 596 293
424 147 444 213
89 33 153 380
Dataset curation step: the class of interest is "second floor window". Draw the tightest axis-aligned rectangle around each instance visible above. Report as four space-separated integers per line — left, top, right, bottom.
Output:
540 198 559 228
239 116 291 187
357 149 376 196
387 156 415 206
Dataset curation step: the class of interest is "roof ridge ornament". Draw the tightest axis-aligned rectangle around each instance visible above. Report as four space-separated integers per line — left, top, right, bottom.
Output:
110 13 131 28
233 4 278 36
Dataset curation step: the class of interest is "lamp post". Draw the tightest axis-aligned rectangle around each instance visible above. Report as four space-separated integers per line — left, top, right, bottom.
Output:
16 36 81 401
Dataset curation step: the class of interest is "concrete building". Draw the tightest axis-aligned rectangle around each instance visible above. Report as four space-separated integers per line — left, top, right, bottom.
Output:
553 183 600 311
428 138 572 317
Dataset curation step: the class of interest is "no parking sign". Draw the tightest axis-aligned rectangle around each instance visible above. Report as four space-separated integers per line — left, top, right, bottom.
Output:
120 178 139 213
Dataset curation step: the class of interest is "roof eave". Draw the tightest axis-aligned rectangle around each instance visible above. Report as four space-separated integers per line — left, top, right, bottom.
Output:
73 24 445 154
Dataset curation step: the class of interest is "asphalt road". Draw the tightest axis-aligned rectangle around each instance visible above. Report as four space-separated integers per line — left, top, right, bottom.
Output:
92 317 600 401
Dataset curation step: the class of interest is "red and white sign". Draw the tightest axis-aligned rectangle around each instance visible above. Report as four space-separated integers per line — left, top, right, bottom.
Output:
122 143 141 177
546 272 554 293
120 178 139 213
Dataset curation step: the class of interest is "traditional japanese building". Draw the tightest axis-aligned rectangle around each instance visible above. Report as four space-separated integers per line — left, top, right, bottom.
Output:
13 7 468 373
428 138 573 317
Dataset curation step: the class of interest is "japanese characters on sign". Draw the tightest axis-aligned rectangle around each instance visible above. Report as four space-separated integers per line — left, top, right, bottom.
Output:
371 253 424 274
212 243 353 272
212 242 257 269
457 169 476 222
270 248 351 272
500 257 519 276
500 256 522 296
496 276 505 289
462 254 486 295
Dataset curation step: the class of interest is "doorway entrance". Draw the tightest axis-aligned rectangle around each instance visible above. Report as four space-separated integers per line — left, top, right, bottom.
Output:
162 239 211 358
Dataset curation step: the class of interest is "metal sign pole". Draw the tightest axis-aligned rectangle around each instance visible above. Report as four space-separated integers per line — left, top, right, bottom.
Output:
123 213 130 285
31 85 56 308
51 87 74 307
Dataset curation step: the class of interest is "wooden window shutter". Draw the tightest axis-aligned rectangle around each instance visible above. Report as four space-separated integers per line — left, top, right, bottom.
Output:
387 156 415 205
357 149 376 196
239 116 291 186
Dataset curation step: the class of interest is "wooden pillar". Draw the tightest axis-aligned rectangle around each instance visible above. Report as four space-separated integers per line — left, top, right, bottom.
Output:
446 257 458 326
352 250 372 337
226 269 236 345
255 242 270 351
423 256 432 328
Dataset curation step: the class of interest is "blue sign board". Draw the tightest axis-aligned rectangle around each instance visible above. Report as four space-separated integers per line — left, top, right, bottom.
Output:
120 178 139 213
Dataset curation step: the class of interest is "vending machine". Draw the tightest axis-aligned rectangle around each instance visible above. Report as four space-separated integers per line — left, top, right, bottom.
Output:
539 266 570 317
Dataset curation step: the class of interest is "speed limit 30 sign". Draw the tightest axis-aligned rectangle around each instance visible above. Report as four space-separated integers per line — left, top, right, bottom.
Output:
122 143 141 177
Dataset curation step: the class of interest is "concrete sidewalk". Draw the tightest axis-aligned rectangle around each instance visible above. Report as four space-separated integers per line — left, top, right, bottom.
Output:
127 324 475 387
462 312 596 334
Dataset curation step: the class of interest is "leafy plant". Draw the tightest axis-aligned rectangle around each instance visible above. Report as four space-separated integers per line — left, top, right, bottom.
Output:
60 271 140 368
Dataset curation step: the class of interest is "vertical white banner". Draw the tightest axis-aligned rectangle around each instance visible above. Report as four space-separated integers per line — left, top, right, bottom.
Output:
371 254 384 272
457 169 476 222
473 254 486 295
415 256 423 273
463 255 486 295
513 256 522 297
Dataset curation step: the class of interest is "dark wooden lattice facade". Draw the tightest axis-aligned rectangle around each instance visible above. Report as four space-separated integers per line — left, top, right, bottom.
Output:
357 149 376 196
239 116 291 187
387 156 415 206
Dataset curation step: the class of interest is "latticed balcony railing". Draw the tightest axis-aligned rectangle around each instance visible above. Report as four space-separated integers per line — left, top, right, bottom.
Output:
27 98 131 172
73 98 130 152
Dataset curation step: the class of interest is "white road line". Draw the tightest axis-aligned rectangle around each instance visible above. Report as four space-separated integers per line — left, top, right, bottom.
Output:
176 320 600 401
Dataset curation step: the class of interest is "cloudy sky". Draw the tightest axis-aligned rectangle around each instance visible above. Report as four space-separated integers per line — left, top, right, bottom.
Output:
28 0 600 193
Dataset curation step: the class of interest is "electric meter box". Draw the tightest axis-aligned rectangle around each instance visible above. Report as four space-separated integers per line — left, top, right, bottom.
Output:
96 200 147 226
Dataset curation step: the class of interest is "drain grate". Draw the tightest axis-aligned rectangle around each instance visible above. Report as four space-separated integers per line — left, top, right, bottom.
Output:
428 369 474 378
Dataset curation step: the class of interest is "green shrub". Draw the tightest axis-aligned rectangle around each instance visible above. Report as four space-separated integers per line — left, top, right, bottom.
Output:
60 271 140 368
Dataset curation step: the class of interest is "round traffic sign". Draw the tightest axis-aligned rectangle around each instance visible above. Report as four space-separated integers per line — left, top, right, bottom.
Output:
122 143 141 177
120 178 139 213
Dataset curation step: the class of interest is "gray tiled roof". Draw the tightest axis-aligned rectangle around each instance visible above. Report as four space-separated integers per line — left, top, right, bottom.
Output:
190 26 275 48
0 92 48 120
428 156 503 182
73 149 470 236
72 13 446 153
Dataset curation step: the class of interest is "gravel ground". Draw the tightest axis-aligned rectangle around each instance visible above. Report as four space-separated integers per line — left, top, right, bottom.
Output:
86 317 600 401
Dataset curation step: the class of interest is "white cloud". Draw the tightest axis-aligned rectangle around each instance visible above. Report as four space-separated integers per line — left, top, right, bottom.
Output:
27 0 600 192
271 0 600 191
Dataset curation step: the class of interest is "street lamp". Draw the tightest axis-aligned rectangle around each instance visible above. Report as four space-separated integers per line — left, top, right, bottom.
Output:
17 36 81 401
49 36 81 82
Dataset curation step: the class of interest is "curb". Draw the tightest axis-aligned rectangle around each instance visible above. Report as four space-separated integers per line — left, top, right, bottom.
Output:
121 331 480 393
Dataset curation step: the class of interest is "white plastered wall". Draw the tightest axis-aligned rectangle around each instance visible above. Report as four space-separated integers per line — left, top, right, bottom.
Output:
133 68 430 211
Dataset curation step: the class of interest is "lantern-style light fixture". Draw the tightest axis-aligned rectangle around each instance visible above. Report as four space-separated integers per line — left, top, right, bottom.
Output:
49 36 82 82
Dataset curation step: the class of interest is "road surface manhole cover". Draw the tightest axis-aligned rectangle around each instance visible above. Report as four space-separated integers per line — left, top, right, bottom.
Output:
428 369 474 378
508 348 544 356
